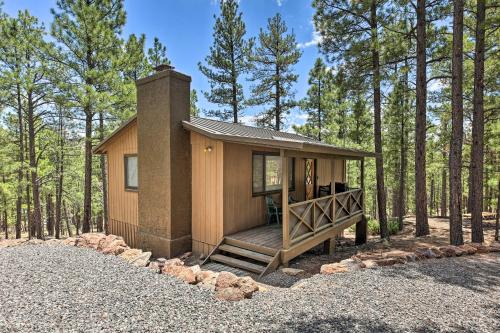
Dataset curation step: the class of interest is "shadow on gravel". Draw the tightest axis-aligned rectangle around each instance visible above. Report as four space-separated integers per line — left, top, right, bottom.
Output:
377 254 500 294
276 314 462 333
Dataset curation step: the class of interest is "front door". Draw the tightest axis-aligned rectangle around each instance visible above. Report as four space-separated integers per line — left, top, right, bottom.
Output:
305 159 315 200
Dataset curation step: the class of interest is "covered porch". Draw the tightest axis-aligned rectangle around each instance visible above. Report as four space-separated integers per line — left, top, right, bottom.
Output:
204 148 369 277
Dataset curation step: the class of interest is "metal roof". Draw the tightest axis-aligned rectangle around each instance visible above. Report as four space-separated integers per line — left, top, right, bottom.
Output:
183 117 375 159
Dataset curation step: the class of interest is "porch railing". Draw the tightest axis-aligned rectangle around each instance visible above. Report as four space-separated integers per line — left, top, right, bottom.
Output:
286 188 363 247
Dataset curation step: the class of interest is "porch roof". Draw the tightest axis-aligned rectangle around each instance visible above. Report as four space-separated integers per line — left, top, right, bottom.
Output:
183 117 376 159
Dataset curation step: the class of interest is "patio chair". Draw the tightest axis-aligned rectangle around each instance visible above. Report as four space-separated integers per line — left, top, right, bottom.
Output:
265 196 282 225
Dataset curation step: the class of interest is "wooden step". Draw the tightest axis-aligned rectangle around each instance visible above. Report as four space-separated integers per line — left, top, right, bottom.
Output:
210 254 266 274
225 238 277 256
219 244 273 263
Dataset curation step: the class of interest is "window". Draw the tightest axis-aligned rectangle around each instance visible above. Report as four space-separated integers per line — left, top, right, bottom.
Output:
124 155 138 190
252 152 295 195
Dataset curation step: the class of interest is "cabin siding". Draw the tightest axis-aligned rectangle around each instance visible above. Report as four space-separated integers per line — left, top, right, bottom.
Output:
106 121 139 247
191 132 224 256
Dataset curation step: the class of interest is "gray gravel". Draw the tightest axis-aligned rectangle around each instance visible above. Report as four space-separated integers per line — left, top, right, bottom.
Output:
0 245 499 332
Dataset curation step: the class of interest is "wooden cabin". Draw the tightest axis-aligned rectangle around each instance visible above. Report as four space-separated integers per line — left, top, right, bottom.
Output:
94 66 374 276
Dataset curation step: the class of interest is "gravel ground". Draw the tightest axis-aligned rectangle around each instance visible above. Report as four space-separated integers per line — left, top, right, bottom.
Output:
0 244 499 333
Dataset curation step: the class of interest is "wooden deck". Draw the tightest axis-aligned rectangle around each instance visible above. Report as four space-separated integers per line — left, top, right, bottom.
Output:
225 224 283 252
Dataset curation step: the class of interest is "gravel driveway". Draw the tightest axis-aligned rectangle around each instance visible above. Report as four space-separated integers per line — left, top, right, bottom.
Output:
0 245 498 332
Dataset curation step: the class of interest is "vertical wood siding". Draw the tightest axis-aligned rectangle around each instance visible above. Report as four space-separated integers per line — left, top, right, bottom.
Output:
106 121 138 247
191 132 224 256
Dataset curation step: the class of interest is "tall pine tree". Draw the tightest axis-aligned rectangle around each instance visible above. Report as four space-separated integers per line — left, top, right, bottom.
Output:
51 0 126 233
198 0 252 123
147 37 170 68
249 13 302 130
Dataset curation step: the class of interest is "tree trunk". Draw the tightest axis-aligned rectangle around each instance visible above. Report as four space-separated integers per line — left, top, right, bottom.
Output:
82 111 93 234
430 177 435 217
275 63 281 131
63 200 72 238
449 0 464 245
46 194 54 237
27 94 43 239
415 0 430 236
15 82 24 239
470 0 485 243
2 174 8 239
441 166 447 217
99 112 108 234
495 179 499 241
371 0 388 239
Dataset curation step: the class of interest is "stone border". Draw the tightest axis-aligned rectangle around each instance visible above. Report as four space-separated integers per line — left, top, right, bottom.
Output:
320 242 500 274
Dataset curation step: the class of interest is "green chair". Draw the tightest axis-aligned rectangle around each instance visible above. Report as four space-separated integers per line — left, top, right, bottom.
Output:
266 196 282 225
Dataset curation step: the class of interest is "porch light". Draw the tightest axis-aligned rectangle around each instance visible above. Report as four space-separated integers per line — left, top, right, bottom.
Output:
204 146 213 153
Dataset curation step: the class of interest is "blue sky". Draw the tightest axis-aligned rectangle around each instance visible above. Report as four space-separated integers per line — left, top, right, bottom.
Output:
4 0 322 129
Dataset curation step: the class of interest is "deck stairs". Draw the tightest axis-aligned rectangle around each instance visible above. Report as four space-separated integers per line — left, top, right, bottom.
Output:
202 237 281 278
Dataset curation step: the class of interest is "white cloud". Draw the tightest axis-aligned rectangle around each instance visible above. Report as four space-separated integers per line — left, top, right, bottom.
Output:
297 29 322 49
239 114 257 126
276 0 283 6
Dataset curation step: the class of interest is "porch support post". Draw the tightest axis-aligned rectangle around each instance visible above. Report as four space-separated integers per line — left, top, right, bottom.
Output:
356 158 367 245
281 149 290 251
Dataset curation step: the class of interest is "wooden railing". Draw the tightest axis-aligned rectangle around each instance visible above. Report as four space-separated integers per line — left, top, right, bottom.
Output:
286 188 363 247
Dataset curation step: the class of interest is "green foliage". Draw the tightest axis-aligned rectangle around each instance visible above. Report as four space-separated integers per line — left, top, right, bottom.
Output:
198 0 253 122
147 37 170 68
248 13 302 130
190 89 200 117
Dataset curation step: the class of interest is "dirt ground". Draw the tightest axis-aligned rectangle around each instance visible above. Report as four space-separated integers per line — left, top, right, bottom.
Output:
286 215 499 275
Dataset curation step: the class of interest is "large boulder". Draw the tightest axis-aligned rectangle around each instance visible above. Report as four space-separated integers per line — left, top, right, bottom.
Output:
215 287 245 301
98 234 123 251
215 271 239 290
176 267 197 284
320 263 348 275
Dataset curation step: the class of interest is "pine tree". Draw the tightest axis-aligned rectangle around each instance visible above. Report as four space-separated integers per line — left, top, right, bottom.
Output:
249 13 302 130
314 0 388 238
51 0 126 233
190 89 200 117
198 0 252 123
449 0 464 245
147 37 170 68
297 58 332 141
122 33 150 81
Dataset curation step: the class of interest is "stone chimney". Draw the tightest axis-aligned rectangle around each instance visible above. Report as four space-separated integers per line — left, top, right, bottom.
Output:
135 65 192 258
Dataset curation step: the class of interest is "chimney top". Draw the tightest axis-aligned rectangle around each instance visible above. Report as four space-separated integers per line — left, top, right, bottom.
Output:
154 64 174 72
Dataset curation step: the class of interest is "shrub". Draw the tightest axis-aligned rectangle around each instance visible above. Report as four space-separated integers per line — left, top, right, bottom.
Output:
349 218 400 236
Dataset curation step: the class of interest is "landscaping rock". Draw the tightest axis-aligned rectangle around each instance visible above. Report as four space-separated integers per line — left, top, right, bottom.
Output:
164 258 184 267
235 276 259 299
489 242 500 252
147 261 160 273
176 267 197 284
62 237 76 246
438 245 460 257
22 239 44 246
77 233 105 249
340 258 366 271
459 244 477 255
44 239 63 246
97 234 122 251
130 252 152 267
470 243 490 254
374 258 397 266
362 260 378 269
320 263 348 274
281 268 305 276
215 271 239 290
382 250 416 263
179 252 192 260
215 287 245 301
119 249 143 261
414 247 443 259
196 270 219 290
100 239 129 255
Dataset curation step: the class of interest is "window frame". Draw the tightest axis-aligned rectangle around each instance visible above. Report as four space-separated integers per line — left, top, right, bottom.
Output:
251 151 295 197
124 154 138 191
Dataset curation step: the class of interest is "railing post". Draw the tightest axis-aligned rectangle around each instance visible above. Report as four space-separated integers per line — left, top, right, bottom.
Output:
281 149 290 249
